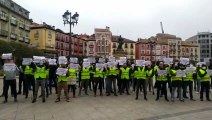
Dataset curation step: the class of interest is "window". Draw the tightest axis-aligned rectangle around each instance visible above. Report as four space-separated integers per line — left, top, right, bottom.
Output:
147 45 150 49
125 44 128 48
34 30 39 38
48 31 52 39
1 11 6 19
141 44 145 49
163 46 166 49
11 26 16 33
61 51 63 56
146 51 150 55
130 43 134 48
0 22 6 30
141 51 144 55
141 57 145 60
61 43 63 48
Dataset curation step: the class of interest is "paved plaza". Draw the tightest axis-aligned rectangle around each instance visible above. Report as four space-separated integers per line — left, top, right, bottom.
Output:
0 78 212 120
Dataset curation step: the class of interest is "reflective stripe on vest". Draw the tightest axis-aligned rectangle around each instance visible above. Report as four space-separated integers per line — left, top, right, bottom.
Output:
81 68 90 80
24 65 32 75
68 69 77 79
171 69 182 81
135 67 146 80
120 67 130 80
199 69 210 82
34 67 46 79
94 68 103 78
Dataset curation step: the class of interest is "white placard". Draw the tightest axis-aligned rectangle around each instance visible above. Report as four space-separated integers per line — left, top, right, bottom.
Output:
22 58 32 65
3 63 16 71
70 57 78 64
145 61 151 65
107 62 116 68
158 70 167 76
33 56 45 64
120 57 127 60
109 56 115 62
119 60 126 65
83 62 90 68
98 58 105 63
58 56 67 64
70 64 79 70
136 60 145 66
207 70 212 76
204 58 210 63
56 68 68 76
88 57 96 63
48 59 57 65
1 53 12 59
163 58 173 65
180 58 189 65
186 67 195 73
83 58 89 62
96 63 104 69
176 70 186 77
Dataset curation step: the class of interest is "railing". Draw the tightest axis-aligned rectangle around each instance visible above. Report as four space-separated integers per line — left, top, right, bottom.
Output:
10 19 17 26
18 36 24 42
0 15 9 22
25 25 30 31
10 33 17 40
19 22 24 29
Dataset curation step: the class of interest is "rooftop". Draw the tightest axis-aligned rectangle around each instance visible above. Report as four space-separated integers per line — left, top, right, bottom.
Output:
112 35 136 43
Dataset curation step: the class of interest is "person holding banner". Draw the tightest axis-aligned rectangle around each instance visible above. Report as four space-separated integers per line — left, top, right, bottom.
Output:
2 59 19 103
67 63 78 98
32 61 47 103
183 64 195 101
106 63 118 96
55 63 69 102
155 62 169 101
134 65 148 100
119 63 131 95
93 64 104 97
197 64 211 101
170 63 184 102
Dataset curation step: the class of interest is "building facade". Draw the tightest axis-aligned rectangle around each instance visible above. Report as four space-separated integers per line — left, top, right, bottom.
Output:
186 32 212 61
0 0 31 44
55 29 69 56
111 35 135 60
30 22 56 57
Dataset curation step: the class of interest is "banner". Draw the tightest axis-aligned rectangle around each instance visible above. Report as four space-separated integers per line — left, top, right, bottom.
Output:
22 58 32 65
48 59 57 65
33 56 45 64
120 57 127 60
70 64 79 70
96 63 104 69
176 70 186 77
158 70 167 76
163 58 173 65
83 62 90 68
3 63 17 71
56 68 68 76
136 60 145 66
58 56 67 64
186 67 195 73
70 57 78 64
180 58 189 65
1 53 12 59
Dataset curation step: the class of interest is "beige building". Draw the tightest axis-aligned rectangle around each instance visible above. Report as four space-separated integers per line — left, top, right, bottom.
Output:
0 0 32 44
112 35 135 60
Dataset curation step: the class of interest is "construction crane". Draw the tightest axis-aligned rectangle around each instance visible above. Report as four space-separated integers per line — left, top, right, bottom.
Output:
160 22 164 34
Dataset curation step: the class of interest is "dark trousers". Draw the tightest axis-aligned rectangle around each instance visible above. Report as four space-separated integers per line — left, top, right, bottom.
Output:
68 85 76 97
106 77 117 95
156 81 168 99
1 77 5 96
120 79 130 94
4 80 17 100
200 81 210 100
93 77 103 95
18 73 24 93
136 79 147 99
45 79 49 97
24 74 35 98
79 80 89 95
49 77 57 94
183 81 193 99
133 78 137 91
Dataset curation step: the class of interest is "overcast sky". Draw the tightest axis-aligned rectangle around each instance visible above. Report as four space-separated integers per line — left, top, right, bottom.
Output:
13 0 212 41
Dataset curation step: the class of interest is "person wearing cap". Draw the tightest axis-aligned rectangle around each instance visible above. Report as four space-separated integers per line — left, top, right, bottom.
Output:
92 64 104 97
134 64 147 100
146 63 154 95
67 63 78 98
119 63 131 95
55 64 69 102
197 64 211 101
2 59 19 103
155 62 169 101
106 63 118 96
170 63 184 102
32 61 47 103
79 64 92 96
183 64 195 101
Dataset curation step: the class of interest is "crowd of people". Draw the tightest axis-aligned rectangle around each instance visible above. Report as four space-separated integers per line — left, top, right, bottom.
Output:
1 54 212 104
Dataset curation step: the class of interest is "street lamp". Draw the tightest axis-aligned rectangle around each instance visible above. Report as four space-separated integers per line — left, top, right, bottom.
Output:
148 37 156 61
62 10 79 57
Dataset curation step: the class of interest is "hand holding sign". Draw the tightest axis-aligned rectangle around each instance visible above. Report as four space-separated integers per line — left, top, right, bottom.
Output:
3 63 16 71
48 59 57 65
56 68 68 76
22 58 32 65
70 57 78 64
58 56 67 64
70 64 79 70
83 62 90 68
180 58 189 65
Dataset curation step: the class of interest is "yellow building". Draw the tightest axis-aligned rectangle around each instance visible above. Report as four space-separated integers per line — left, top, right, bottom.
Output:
30 22 56 56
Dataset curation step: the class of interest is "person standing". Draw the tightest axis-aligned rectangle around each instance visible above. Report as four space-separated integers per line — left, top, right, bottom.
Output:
134 65 147 100
49 63 58 94
17 65 24 95
67 63 78 98
155 62 169 101
79 64 91 96
23 63 34 98
197 64 211 101
170 63 184 102
119 63 131 95
2 59 19 103
93 64 104 97
146 63 154 95
32 62 47 103
207 59 212 88
55 64 69 102
106 64 118 96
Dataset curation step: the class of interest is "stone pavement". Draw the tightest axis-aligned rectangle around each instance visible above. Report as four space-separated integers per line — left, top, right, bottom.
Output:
0 79 212 120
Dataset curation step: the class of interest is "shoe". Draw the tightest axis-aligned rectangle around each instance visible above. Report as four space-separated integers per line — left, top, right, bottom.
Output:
180 99 184 102
39 95 42 98
206 99 211 101
32 99 36 103
135 97 138 100
190 98 196 101
155 97 159 101
94 94 96 97
25 95 28 99
165 98 169 102
184 96 189 99
42 98 45 103
3 99 7 103
100 93 103 96
85 93 89 95
114 94 118 96
127 93 130 95
14 98 18 102
55 98 60 102
66 99 70 102
200 99 203 101
17 92 21 95
153 92 155 95
0 94 4 97
144 98 148 101
171 98 174 102
106 93 110 96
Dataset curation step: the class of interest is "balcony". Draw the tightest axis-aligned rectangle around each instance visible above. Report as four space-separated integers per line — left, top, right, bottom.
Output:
10 33 17 40
25 25 30 31
18 36 24 42
24 37 30 43
66 47 69 51
66 39 69 43
0 15 9 22
10 19 18 26
61 46 64 50
19 22 24 29
0 29 8 37
46 44 54 48
89 45 94 48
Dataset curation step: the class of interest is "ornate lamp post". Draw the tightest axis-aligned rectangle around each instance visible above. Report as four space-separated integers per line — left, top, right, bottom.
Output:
62 10 79 57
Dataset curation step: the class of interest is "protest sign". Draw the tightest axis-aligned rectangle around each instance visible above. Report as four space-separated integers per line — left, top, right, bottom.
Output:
163 58 173 65
58 56 67 64
56 68 68 76
158 70 167 76
109 56 115 62
186 67 195 73
70 64 79 70
136 60 145 66
98 58 105 63
176 70 186 77
3 63 17 71
96 63 104 69
180 58 189 65
22 58 32 65
83 62 90 68
70 57 78 64
1 53 12 59
48 59 57 65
